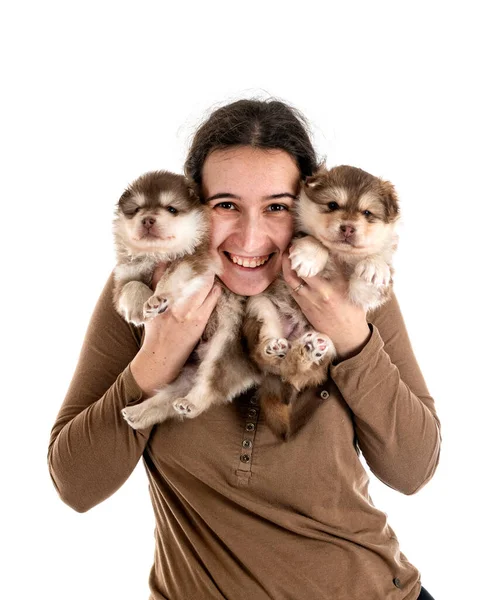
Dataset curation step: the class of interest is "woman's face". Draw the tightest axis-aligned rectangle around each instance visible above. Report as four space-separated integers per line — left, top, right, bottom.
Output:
201 146 300 296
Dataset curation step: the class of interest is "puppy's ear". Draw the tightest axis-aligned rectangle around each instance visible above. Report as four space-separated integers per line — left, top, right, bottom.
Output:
304 163 329 189
185 177 201 202
378 179 400 221
117 187 133 210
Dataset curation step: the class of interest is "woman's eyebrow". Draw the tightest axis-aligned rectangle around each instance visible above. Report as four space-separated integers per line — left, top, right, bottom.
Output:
205 192 297 202
205 193 239 202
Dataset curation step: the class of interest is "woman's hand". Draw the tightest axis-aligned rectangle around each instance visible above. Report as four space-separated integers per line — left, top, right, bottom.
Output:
282 252 371 362
130 263 222 396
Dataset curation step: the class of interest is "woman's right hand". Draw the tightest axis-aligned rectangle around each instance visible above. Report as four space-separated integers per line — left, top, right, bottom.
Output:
130 263 222 397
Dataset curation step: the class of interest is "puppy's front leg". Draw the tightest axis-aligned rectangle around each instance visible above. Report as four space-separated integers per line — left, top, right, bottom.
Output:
117 280 154 325
289 236 330 278
350 257 393 310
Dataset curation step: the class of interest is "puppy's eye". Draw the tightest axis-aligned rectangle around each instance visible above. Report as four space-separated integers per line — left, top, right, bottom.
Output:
328 202 340 211
363 210 372 217
134 207 141 214
166 206 178 214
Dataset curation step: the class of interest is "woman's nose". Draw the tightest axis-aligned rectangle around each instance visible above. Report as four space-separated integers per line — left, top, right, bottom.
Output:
237 213 269 253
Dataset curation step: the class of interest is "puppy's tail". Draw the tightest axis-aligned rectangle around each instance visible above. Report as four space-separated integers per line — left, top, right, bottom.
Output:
258 376 297 442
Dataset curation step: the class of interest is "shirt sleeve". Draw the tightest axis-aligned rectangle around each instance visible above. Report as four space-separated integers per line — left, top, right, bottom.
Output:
47 272 153 512
329 292 442 495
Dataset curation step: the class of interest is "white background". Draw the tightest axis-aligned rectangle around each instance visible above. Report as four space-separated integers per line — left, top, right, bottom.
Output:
1 1 499 598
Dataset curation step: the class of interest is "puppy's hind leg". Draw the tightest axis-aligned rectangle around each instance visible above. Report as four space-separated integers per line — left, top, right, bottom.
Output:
245 295 289 373
173 296 252 418
281 332 336 391
121 366 196 429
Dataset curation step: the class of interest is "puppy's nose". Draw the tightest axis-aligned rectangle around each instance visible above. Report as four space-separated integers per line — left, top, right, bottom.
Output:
142 217 156 228
340 224 356 238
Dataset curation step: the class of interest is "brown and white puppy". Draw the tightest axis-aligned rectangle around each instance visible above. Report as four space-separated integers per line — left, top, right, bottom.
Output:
246 165 400 440
290 164 400 310
289 165 400 311
113 170 261 430
244 278 336 440
112 170 213 325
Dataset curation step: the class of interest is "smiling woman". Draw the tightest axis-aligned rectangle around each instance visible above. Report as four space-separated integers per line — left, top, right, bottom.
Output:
202 146 298 296
48 98 439 600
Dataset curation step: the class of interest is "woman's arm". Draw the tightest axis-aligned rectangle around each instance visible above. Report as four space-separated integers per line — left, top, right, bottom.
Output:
330 293 441 494
47 268 221 512
282 254 441 495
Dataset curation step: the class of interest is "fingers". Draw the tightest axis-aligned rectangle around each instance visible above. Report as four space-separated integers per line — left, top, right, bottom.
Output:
282 253 307 294
283 248 346 301
198 282 223 316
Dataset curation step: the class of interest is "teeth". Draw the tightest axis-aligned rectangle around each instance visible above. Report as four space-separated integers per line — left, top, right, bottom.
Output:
230 254 270 268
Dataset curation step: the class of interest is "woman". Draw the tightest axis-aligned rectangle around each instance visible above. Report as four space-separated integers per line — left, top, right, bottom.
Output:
48 99 440 600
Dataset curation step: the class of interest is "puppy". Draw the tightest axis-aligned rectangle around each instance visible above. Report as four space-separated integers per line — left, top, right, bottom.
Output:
245 165 400 439
290 164 400 309
113 170 260 430
244 278 336 440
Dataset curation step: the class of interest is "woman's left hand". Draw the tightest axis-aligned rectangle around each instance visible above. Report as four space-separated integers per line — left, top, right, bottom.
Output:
282 251 372 362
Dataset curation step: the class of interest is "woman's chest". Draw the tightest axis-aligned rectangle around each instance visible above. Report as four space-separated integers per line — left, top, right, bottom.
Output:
145 380 365 504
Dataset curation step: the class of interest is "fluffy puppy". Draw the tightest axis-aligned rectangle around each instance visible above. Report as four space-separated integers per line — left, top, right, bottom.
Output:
290 164 400 309
245 165 400 440
113 170 260 430
244 279 336 440
112 170 213 325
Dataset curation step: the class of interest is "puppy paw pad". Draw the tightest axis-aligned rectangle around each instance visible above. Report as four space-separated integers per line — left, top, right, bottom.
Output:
264 338 289 358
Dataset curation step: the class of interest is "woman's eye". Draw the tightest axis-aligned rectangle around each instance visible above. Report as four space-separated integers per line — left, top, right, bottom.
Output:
214 202 236 210
267 204 288 212
167 206 178 214
328 202 339 211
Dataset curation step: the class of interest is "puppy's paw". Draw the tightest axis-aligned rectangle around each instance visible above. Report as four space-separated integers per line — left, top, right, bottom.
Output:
264 338 289 359
122 404 159 430
173 398 202 419
300 332 335 364
143 294 169 320
354 259 391 287
289 244 328 278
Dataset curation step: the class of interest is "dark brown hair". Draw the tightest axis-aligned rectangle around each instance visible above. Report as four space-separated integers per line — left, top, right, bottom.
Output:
184 99 320 192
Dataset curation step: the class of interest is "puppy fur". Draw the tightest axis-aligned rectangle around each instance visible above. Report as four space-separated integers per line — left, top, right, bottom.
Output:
246 165 400 440
113 170 261 430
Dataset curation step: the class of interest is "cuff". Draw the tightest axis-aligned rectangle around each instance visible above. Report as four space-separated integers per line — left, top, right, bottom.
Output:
330 322 384 376
122 363 145 407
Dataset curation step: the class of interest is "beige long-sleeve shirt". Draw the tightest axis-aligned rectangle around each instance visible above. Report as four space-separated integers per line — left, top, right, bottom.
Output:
47 273 441 600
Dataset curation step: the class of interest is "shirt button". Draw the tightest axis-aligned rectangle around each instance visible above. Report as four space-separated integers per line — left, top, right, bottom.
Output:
240 454 250 463
242 439 252 449
248 408 257 418
320 390 330 399
393 578 402 588
249 397 258 405
245 423 255 432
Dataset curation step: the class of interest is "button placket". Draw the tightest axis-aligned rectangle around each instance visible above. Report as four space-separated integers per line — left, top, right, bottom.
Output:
236 395 259 481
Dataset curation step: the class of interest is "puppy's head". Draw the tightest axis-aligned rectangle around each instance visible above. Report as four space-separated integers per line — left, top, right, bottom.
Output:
297 165 400 256
113 170 208 257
